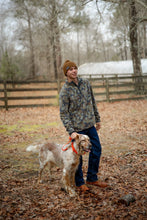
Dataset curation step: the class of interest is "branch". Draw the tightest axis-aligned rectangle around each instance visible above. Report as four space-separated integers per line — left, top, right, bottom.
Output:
136 0 147 9
81 0 93 6
96 0 103 22
102 0 147 8
102 0 122 3
138 17 147 23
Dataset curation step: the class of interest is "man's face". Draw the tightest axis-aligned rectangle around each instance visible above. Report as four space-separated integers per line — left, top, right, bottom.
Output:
66 67 78 81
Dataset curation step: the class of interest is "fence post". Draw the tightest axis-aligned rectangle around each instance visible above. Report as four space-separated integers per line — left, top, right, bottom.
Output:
57 79 61 105
102 74 104 85
57 79 61 94
106 78 110 102
115 74 118 84
4 80 8 110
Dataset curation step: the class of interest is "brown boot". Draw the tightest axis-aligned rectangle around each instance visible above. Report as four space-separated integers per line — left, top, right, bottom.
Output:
77 184 89 192
86 180 108 188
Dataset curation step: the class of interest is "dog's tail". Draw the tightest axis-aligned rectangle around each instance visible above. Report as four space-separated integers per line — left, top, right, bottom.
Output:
26 144 41 153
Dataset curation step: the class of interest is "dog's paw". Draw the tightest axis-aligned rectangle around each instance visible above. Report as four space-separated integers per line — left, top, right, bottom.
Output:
61 186 76 197
38 179 43 184
69 189 77 197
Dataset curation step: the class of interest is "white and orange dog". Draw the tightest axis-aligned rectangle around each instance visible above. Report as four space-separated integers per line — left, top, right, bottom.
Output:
26 134 91 196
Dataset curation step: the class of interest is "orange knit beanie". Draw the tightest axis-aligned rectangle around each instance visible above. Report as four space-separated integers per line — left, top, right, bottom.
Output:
62 60 77 76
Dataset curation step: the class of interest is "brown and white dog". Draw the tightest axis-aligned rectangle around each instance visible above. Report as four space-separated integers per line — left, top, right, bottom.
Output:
26 134 91 197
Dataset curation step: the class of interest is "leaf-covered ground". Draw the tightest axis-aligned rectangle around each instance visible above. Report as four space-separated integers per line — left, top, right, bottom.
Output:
0 100 147 220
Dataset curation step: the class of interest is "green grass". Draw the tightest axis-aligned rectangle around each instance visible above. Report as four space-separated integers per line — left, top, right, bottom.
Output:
0 121 58 134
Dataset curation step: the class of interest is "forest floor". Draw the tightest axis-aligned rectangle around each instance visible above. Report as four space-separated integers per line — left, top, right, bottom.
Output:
0 100 147 220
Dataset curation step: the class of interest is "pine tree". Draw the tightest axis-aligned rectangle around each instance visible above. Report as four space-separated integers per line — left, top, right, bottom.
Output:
0 51 19 81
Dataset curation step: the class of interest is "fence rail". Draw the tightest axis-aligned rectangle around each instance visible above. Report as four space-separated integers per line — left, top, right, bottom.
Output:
0 75 147 110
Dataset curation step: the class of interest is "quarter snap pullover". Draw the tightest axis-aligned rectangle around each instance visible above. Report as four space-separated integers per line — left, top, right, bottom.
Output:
59 78 100 135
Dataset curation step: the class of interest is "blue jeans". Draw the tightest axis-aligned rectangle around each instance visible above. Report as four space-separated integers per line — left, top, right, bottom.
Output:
75 126 102 186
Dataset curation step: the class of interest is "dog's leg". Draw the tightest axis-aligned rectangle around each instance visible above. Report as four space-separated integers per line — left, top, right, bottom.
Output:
38 161 48 183
70 169 76 188
38 164 44 183
62 168 76 197
48 162 53 179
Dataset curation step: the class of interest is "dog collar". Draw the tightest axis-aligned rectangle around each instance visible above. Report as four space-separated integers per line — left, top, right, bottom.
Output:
71 140 78 154
62 137 78 154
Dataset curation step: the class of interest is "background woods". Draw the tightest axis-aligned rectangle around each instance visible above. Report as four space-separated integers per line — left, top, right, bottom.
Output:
0 0 147 81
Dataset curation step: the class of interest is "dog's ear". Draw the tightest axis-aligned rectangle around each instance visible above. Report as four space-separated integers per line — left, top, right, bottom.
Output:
75 134 79 140
75 134 81 145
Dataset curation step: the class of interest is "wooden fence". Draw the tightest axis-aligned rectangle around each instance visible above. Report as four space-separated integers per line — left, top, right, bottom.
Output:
0 75 147 110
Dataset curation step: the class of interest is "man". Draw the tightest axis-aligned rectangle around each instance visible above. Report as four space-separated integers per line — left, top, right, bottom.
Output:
59 60 108 191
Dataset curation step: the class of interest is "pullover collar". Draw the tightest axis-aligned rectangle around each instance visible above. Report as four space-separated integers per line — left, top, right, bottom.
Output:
66 77 82 86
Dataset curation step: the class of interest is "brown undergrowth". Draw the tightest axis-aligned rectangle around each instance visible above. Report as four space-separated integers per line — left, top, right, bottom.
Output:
0 100 147 219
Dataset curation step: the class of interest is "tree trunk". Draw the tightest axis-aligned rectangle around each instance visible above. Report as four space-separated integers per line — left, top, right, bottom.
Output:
46 38 52 78
143 22 147 58
50 0 62 79
54 19 62 79
26 7 35 78
101 38 107 62
124 35 128 60
51 33 58 79
85 28 90 62
118 38 124 60
129 0 143 93
77 26 80 66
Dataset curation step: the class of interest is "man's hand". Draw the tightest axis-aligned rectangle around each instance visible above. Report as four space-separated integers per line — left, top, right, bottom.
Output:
95 122 101 130
71 132 78 140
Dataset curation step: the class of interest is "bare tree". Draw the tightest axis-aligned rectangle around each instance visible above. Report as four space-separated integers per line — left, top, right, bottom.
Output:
68 2 86 66
82 0 146 92
32 0 65 79
129 0 142 76
50 0 62 79
109 3 130 60
12 0 36 78
2 0 145 82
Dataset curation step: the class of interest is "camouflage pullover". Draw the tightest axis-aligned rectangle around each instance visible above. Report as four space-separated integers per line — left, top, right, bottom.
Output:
59 77 100 135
